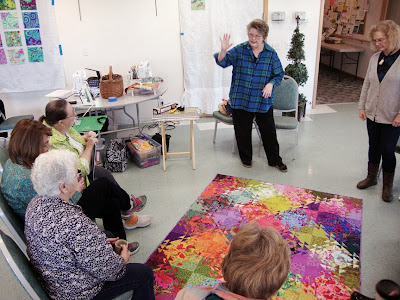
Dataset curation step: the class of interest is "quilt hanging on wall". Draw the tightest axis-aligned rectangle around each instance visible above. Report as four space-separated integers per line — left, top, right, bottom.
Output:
0 0 65 92
179 0 263 114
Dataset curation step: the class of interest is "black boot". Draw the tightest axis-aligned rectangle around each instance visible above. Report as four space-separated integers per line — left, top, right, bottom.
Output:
357 162 379 189
382 172 395 202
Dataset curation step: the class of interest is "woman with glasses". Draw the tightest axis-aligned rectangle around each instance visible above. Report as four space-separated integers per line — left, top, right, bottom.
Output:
39 99 152 229
357 20 400 202
25 150 154 300
214 19 287 172
1 119 139 253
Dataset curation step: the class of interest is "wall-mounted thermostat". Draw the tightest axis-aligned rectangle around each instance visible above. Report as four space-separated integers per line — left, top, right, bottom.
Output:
295 11 310 22
271 11 286 21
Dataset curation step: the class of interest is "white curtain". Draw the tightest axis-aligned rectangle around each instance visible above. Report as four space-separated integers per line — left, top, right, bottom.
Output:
179 0 263 114
0 0 65 92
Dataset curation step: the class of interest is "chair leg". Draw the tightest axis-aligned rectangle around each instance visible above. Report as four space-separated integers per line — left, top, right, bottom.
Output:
293 130 298 160
213 120 219 144
253 121 263 157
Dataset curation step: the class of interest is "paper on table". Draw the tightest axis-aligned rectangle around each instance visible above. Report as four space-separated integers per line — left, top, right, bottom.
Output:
45 90 73 99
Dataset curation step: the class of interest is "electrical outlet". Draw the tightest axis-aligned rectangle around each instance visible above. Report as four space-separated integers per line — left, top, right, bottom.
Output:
82 48 88 56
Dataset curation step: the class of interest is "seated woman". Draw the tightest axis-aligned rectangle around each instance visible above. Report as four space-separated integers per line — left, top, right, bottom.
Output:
25 149 155 300
1 119 147 246
39 99 151 229
176 222 291 300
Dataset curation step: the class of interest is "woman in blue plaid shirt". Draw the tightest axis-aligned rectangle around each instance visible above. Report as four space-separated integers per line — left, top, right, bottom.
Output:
214 19 287 172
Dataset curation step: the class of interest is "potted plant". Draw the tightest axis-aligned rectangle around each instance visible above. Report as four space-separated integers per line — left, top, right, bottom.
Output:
284 16 309 121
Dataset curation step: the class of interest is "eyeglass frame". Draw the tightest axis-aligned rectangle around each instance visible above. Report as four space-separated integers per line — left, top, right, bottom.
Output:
248 33 264 40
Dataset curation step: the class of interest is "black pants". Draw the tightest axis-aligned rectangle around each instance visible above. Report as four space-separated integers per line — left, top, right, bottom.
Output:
367 118 400 173
232 107 282 166
77 177 130 240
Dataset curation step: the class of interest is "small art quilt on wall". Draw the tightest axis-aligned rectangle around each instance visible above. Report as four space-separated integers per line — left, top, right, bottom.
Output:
22 12 39 28
0 0 16 10
191 0 205 10
20 0 36 10
0 0 65 91
1 11 18 28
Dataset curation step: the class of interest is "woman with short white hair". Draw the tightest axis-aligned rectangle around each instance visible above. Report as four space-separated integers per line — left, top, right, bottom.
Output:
25 149 155 300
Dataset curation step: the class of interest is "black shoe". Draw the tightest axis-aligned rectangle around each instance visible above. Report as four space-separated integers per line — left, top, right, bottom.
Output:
242 162 252 168
273 163 287 172
350 291 374 300
376 279 400 300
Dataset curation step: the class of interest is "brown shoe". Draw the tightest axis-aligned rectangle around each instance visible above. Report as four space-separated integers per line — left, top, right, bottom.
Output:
382 172 394 202
357 162 379 189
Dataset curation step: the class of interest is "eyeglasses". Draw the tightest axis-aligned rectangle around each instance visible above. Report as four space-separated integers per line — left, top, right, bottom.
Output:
248 34 263 40
372 38 386 44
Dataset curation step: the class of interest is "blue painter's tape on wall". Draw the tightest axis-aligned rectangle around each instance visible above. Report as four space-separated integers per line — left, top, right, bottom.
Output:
59 45 63 55
180 32 184 36
52 0 54 5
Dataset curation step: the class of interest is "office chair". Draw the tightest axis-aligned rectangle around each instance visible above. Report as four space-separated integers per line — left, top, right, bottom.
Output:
212 111 262 154
0 229 134 300
0 99 34 147
0 146 27 256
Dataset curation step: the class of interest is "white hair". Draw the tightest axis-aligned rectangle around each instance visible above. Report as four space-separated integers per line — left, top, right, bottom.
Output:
31 149 78 197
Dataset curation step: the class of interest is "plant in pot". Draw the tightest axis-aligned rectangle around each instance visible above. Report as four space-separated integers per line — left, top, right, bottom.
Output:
284 16 309 121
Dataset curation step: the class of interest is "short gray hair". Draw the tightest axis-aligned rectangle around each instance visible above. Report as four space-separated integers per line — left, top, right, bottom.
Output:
31 149 78 197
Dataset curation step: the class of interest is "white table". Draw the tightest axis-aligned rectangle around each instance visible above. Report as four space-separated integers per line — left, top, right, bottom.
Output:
48 85 168 134
152 107 201 171
321 42 364 81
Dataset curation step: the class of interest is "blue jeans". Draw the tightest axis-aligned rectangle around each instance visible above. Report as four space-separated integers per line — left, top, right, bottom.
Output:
93 263 155 300
367 118 400 173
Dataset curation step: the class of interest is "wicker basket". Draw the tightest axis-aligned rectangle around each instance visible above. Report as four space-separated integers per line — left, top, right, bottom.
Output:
100 66 124 99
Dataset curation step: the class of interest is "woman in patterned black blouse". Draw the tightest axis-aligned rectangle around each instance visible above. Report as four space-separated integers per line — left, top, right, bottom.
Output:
25 149 155 300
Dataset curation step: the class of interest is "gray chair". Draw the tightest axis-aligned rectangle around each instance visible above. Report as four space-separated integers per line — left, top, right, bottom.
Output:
272 75 299 160
213 111 262 154
0 146 27 256
0 230 49 300
0 230 134 300
0 99 34 148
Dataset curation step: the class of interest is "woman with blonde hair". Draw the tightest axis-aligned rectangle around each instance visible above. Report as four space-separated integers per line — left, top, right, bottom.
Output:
176 222 291 299
357 20 400 202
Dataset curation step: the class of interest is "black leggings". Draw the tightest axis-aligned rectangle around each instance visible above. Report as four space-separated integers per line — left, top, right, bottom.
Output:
77 177 130 239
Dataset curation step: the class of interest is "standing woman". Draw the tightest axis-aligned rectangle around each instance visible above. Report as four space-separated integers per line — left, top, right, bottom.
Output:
214 19 287 171
358 20 400 202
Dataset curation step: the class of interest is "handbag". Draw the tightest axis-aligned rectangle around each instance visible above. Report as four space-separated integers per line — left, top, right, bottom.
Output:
104 138 128 172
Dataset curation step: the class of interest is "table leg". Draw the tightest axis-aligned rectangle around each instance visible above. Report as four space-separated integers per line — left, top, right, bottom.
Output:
190 120 195 169
112 108 117 130
355 52 360 81
339 52 344 82
161 121 167 171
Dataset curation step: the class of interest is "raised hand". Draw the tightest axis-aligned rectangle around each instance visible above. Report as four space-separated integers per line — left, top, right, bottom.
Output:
220 33 233 52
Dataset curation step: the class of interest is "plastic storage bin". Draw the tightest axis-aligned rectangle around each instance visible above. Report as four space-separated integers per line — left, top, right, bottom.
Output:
126 135 161 168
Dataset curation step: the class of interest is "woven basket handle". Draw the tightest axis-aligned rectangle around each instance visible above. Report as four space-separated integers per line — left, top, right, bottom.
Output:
108 66 113 82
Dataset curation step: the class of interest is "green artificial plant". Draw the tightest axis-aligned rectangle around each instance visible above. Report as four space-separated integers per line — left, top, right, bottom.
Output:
284 17 309 105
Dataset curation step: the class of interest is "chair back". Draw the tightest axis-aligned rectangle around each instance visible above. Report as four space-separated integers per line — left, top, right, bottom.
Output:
0 190 27 255
273 75 298 111
0 230 49 300
0 147 27 254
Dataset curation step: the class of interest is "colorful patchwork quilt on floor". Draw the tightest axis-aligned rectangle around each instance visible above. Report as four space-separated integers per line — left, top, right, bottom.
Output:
146 174 362 299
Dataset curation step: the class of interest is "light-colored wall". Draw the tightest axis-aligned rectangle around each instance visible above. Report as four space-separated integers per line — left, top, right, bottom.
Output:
2 0 324 120
268 0 322 108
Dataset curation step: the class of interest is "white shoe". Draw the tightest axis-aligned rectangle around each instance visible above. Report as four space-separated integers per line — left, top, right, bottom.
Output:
123 215 153 230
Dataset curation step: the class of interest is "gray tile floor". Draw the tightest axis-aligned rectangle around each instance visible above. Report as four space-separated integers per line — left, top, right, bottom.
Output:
1 103 400 298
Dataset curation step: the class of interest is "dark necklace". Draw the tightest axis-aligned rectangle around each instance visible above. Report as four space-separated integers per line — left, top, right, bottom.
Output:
379 50 394 65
